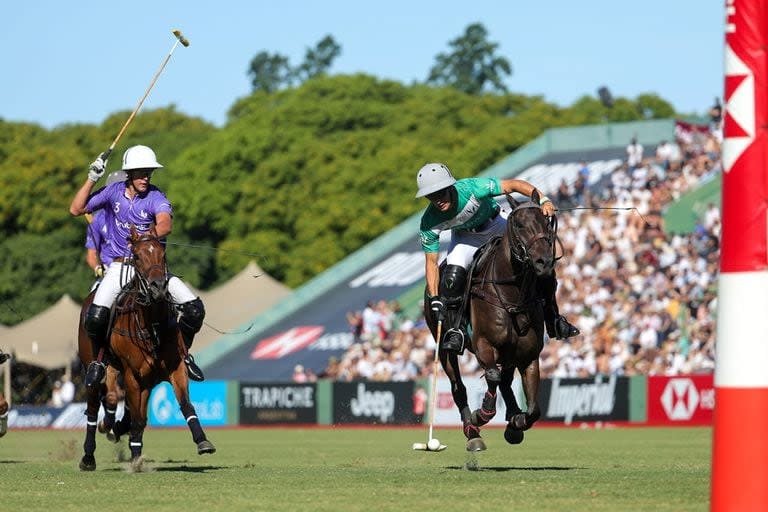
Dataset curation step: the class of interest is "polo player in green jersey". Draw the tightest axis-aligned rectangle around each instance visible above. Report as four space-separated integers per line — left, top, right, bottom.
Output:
416 162 580 353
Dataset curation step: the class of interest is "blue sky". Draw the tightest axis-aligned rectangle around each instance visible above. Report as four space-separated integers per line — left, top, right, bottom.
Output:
2 1 724 129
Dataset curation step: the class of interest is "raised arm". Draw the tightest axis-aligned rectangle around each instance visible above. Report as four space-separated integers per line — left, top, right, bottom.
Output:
499 178 555 216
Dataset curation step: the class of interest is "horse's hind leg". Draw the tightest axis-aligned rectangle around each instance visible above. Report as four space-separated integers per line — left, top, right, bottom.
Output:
170 369 215 455
111 403 132 441
98 368 120 440
79 386 101 471
500 367 525 445
511 359 541 431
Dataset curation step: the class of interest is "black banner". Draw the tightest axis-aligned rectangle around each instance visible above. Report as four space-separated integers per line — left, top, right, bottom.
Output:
333 381 416 425
538 375 629 424
240 383 317 425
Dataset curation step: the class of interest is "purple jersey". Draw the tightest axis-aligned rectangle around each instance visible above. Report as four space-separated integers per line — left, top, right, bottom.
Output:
85 182 173 261
84 209 113 265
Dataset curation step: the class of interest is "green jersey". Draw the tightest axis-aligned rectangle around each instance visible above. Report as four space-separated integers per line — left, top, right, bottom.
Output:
419 177 503 253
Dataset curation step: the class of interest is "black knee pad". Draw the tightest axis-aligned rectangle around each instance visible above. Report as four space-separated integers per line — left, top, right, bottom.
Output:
440 265 467 303
485 367 501 386
178 298 205 334
85 304 110 343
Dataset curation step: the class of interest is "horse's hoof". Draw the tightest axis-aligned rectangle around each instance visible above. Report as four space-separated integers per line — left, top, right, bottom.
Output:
512 413 529 430
98 421 107 434
106 430 119 444
197 440 216 455
504 425 525 445
79 456 96 471
466 437 487 452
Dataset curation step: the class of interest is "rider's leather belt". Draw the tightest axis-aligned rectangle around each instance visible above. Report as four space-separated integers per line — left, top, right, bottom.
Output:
466 208 500 233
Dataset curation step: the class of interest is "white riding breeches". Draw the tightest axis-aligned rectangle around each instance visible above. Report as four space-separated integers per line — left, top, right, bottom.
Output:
446 212 507 269
92 261 197 308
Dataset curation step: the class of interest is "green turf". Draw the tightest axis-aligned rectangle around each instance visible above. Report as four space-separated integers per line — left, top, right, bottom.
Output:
0 426 710 511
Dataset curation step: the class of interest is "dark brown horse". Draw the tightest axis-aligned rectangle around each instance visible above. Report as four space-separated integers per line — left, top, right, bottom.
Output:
425 191 557 451
77 226 215 471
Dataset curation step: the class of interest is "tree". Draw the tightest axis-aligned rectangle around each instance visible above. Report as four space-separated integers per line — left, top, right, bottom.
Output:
295 35 341 82
427 23 512 95
247 51 293 93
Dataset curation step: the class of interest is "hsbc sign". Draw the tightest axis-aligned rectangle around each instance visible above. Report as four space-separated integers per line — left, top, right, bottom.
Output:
723 42 755 172
648 375 715 425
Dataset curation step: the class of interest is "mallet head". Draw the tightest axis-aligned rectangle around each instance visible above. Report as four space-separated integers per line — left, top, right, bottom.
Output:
172 29 190 47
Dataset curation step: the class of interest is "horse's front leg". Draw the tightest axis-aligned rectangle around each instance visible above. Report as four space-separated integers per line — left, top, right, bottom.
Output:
511 359 541 431
79 383 102 471
470 339 500 429
169 364 215 455
123 371 147 463
438 351 476 443
500 366 525 445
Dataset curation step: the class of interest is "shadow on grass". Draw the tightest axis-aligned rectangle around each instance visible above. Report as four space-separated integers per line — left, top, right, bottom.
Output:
0 460 24 464
446 465 582 472
154 465 227 473
102 464 227 473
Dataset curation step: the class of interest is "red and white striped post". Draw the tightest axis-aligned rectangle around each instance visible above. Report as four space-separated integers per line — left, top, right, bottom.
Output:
712 0 768 510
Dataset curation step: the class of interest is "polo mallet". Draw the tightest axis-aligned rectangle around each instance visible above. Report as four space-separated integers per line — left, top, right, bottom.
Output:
99 29 190 162
413 320 447 452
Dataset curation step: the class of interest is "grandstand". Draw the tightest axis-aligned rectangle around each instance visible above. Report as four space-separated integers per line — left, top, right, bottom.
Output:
199 117 718 383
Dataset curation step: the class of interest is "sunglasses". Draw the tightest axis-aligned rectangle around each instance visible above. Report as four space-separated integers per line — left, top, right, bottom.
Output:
129 170 154 179
426 188 450 201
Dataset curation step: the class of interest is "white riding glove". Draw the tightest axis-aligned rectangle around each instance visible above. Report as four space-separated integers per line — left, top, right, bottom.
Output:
87 155 108 182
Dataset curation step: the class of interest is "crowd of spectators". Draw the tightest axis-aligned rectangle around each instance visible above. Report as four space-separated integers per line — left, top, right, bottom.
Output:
323 121 722 381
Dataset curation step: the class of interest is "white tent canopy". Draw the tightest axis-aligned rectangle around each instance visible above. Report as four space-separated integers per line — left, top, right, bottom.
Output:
194 261 290 352
0 295 81 369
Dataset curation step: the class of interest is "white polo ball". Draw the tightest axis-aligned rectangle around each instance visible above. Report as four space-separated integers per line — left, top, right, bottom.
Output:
428 438 441 451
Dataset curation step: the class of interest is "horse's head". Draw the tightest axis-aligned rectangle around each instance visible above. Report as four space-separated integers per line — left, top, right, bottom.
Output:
505 190 557 277
128 225 168 302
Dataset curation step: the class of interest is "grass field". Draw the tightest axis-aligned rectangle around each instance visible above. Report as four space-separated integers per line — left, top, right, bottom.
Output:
1 426 710 512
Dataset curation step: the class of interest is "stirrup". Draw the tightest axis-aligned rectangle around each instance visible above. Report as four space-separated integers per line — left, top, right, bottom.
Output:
551 316 580 339
441 328 465 354
85 361 106 387
185 355 205 382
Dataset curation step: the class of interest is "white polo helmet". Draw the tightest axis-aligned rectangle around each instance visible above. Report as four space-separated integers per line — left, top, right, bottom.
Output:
121 145 164 171
415 162 456 198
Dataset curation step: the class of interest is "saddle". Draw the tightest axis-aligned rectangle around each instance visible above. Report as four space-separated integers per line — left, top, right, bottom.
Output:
435 237 504 353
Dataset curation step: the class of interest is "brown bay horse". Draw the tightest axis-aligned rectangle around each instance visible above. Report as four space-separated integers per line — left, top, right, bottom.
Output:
425 192 557 451
78 226 215 471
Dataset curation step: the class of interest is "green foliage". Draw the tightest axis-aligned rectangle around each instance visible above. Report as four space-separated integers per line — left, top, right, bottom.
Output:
247 51 293 93
0 75 678 325
427 23 512 95
0 225 90 325
295 35 342 82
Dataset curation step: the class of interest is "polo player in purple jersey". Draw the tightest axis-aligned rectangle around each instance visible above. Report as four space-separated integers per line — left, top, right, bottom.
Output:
69 145 205 386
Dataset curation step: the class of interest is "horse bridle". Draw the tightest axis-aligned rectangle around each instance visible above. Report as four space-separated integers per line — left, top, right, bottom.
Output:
129 235 169 305
506 202 558 266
